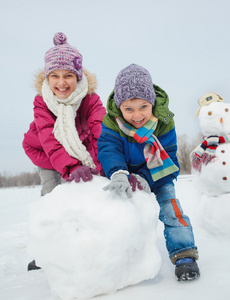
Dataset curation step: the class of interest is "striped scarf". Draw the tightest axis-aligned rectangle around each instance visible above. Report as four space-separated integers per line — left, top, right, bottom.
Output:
192 135 230 172
116 115 179 181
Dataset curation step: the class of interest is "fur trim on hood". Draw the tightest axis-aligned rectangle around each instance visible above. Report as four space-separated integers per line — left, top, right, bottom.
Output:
34 68 97 96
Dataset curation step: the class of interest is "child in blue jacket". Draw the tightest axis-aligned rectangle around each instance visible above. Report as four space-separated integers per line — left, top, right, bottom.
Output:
97 64 200 281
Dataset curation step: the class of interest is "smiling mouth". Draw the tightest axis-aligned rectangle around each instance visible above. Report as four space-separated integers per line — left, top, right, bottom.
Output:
56 87 69 92
133 118 145 124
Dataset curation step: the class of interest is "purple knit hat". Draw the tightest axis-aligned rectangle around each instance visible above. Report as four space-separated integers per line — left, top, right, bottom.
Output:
114 64 156 108
44 32 83 80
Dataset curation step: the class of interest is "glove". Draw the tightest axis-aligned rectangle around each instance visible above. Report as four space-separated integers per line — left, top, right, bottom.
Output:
66 166 98 183
128 174 151 194
103 173 132 198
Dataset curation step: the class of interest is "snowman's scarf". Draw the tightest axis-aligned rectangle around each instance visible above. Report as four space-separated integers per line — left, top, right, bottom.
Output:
192 135 230 172
116 115 179 181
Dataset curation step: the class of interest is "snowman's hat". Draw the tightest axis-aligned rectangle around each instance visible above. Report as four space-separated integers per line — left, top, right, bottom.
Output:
195 92 224 117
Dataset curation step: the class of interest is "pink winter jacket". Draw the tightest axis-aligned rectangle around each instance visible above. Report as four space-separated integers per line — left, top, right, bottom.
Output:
23 69 106 179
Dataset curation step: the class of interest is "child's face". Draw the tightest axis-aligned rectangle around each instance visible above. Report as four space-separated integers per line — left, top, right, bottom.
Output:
120 98 153 128
48 70 77 99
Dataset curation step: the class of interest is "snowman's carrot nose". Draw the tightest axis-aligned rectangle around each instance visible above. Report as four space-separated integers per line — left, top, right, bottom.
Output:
220 117 223 123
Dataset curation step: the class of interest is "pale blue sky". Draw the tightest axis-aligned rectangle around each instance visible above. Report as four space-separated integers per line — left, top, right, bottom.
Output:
1 0 230 174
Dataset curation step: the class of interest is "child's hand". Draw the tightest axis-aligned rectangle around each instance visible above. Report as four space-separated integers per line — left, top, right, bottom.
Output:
66 166 98 183
103 173 132 198
128 174 151 194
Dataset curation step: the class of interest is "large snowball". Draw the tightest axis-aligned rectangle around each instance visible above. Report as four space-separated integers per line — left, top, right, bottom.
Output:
28 176 161 300
197 193 230 237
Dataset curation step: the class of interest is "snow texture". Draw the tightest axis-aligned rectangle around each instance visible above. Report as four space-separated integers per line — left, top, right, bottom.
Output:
28 176 161 299
197 194 230 238
1 175 230 300
192 143 230 196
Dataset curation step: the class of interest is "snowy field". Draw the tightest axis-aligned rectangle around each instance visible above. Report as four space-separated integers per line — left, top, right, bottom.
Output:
0 175 230 300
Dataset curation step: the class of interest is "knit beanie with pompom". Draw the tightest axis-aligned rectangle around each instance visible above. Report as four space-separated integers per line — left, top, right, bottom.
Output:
44 32 83 80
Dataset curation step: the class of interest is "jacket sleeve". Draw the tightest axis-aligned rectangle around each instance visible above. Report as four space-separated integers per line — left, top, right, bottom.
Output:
33 96 82 179
97 124 129 178
22 121 53 169
86 94 106 170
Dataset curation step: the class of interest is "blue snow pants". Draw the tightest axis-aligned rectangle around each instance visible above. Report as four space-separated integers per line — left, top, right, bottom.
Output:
152 181 197 260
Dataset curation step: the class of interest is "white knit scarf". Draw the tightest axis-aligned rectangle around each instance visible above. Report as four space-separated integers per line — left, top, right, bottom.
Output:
42 74 96 169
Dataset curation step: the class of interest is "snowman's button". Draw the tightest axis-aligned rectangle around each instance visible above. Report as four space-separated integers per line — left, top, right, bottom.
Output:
222 161 226 165
223 177 227 180
221 150 225 153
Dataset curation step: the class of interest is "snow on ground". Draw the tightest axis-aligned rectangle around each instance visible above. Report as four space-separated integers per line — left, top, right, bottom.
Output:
0 175 230 300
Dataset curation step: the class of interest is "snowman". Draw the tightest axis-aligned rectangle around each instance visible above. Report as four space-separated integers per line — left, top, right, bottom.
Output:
191 92 230 237
191 91 230 196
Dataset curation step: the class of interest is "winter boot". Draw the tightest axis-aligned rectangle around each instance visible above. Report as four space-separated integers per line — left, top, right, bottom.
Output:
27 260 41 271
175 258 200 281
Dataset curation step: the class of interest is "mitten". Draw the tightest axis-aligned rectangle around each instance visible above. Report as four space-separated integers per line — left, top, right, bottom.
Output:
103 173 132 198
128 174 151 194
66 166 98 183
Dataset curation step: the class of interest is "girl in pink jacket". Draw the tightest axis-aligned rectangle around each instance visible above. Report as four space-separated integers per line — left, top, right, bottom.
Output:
23 32 106 197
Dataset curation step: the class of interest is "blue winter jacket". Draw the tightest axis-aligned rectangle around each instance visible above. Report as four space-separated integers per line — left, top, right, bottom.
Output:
97 84 180 190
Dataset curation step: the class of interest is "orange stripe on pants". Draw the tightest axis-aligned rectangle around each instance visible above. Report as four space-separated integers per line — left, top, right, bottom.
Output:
171 199 188 227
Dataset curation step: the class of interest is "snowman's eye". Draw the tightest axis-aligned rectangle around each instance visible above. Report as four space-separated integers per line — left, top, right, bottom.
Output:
208 111 212 116
225 108 229 112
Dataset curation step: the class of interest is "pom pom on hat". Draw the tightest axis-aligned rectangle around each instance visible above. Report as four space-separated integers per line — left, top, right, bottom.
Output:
44 32 83 80
114 64 156 108
53 32 67 45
